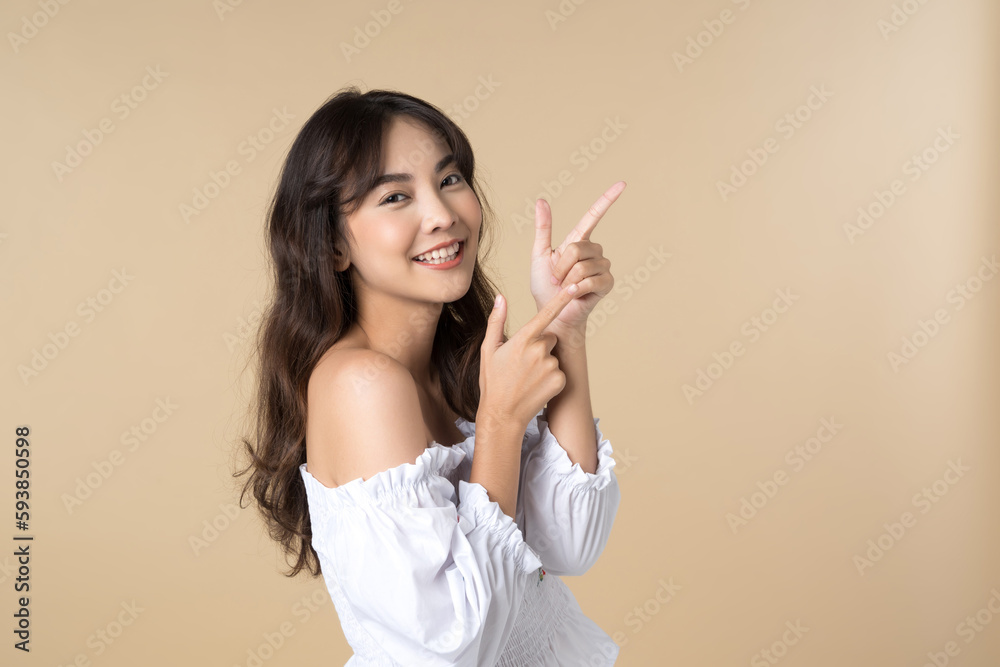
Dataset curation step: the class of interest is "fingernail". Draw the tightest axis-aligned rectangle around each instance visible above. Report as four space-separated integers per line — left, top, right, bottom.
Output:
568 283 579 294
494 294 502 308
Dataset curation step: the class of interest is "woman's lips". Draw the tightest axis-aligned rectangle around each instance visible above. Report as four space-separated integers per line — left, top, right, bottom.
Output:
412 241 463 268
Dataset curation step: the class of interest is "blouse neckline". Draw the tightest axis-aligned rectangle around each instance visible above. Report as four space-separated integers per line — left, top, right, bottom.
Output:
299 416 477 498
438 415 475 449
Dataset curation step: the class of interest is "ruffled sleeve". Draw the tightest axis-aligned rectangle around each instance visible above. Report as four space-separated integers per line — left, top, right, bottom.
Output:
517 409 621 576
299 444 543 667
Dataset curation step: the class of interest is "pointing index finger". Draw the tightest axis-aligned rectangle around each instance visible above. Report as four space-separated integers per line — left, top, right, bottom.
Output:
524 283 578 339
556 180 626 254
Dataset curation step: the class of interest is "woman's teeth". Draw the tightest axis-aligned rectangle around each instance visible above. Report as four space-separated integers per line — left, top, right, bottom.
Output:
414 242 460 264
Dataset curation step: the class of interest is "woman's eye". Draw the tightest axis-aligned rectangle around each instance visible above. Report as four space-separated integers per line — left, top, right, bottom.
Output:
380 175 462 206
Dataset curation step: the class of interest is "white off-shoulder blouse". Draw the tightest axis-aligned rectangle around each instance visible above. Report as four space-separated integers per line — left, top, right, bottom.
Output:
298 408 622 666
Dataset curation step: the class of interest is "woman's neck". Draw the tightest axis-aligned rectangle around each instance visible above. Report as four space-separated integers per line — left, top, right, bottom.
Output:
350 313 440 392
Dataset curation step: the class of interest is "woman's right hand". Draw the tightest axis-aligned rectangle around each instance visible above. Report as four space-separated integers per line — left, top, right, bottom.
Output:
478 283 581 433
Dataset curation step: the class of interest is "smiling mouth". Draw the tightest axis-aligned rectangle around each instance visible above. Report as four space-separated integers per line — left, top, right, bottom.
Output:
412 241 463 265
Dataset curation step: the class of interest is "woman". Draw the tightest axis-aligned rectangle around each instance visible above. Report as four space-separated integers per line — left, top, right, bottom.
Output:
236 86 626 666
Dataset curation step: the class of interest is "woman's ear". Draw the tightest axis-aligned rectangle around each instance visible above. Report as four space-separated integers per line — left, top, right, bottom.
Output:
330 207 352 272
332 240 350 272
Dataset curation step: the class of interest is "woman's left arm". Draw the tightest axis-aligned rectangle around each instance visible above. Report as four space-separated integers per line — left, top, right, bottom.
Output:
516 181 626 576
517 334 621 576
543 327 597 474
528 179 627 472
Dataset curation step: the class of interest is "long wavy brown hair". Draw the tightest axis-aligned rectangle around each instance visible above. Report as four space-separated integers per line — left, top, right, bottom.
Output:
233 86 506 577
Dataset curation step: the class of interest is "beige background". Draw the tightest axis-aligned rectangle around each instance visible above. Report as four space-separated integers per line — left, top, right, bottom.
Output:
3 0 999 665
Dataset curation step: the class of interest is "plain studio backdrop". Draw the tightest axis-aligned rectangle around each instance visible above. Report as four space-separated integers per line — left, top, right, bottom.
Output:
3 1 999 665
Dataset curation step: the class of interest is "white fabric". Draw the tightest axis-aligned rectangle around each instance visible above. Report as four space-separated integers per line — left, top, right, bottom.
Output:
299 408 621 666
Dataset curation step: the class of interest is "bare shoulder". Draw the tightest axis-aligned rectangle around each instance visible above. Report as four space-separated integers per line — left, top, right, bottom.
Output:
305 346 427 488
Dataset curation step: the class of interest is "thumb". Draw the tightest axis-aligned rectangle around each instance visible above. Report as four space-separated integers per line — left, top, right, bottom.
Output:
532 198 553 260
483 293 506 352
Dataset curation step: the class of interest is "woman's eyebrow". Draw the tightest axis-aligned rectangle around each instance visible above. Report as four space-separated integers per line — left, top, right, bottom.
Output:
373 154 455 188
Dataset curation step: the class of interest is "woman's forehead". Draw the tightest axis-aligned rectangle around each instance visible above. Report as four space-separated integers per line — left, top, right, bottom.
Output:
382 116 450 165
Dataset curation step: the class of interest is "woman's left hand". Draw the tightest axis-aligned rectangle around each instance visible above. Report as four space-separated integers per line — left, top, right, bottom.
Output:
530 181 626 340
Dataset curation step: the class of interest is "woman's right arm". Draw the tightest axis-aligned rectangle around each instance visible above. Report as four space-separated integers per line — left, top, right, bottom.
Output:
471 284 584 519
305 351 541 666
467 410 527 520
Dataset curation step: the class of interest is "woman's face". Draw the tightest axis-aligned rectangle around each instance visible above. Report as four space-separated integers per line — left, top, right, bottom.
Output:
338 115 482 306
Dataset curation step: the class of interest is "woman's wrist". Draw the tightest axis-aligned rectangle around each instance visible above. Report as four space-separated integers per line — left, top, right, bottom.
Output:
548 322 588 352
